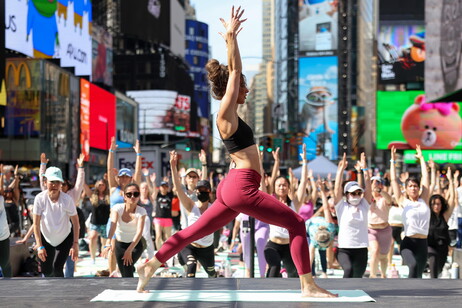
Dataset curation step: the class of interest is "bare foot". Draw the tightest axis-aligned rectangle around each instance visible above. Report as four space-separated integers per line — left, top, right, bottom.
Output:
136 264 150 293
302 283 338 298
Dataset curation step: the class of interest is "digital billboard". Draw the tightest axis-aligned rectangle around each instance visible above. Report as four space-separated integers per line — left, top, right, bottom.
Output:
120 0 170 46
425 0 462 102
4 59 42 137
80 79 90 160
92 25 113 86
376 91 462 150
89 83 116 150
377 23 425 84
127 90 193 137
116 92 138 148
298 0 338 56
5 0 92 76
185 19 210 119
298 56 338 161
404 150 462 164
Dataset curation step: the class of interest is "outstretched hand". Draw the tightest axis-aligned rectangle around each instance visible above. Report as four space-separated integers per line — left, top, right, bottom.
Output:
219 6 247 40
169 151 178 169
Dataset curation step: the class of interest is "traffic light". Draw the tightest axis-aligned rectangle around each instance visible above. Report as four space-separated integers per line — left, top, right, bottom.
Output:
185 144 191 152
266 136 273 153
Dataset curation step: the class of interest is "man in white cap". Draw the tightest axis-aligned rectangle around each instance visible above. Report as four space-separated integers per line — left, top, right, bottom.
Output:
32 166 80 277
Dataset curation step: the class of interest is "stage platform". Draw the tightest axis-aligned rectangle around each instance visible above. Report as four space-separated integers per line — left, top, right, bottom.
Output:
0 277 461 307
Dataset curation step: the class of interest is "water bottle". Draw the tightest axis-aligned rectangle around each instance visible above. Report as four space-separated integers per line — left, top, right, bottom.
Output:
389 263 399 278
451 263 459 279
224 258 231 278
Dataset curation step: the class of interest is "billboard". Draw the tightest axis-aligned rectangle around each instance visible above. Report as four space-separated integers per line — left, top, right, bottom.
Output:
404 150 462 164
377 23 425 84
4 59 42 137
425 0 462 101
120 0 170 46
298 0 338 56
376 91 462 150
80 79 90 160
185 19 210 119
92 25 113 86
127 90 194 137
298 56 338 161
116 92 138 148
5 0 92 76
170 0 185 57
89 83 116 150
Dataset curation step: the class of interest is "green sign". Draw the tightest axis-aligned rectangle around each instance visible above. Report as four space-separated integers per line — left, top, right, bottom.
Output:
273 138 283 152
403 150 462 164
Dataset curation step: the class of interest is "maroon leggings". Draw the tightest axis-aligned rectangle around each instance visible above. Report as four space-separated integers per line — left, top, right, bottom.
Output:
156 168 311 275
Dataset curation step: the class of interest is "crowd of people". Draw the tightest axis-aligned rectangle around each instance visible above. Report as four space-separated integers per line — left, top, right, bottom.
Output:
0 6 461 299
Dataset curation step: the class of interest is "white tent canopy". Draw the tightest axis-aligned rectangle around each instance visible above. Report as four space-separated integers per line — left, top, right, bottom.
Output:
292 156 341 179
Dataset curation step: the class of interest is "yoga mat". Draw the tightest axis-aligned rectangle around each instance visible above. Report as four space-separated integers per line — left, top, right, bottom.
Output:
91 289 375 302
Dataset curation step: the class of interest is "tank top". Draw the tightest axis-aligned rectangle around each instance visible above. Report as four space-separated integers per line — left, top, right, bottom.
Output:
368 197 390 225
298 201 314 221
188 203 214 247
110 187 124 208
90 198 110 225
428 214 450 247
335 198 370 248
221 117 256 154
388 205 403 225
155 192 173 219
269 201 296 239
402 198 430 237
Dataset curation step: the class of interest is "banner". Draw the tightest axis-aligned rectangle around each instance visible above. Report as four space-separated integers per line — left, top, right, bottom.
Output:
89 83 116 150
404 150 462 164
5 0 92 76
298 56 338 161
92 25 113 86
80 79 90 160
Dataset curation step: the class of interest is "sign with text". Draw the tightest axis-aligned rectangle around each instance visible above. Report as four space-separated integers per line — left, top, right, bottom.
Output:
404 150 462 164
80 79 90 161
6 0 92 76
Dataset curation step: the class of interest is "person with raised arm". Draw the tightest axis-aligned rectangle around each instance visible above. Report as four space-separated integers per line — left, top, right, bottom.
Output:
390 145 430 278
136 7 336 297
0 165 12 277
334 152 372 278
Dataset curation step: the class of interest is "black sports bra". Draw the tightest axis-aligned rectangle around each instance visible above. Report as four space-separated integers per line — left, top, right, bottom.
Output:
221 117 256 154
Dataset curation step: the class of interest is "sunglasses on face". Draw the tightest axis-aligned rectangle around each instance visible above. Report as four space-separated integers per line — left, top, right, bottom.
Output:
125 192 140 198
349 191 363 196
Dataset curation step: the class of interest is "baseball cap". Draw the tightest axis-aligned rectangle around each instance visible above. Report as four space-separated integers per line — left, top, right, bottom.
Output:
344 181 364 194
196 180 212 191
315 226 332 248
160 181 169 186
44 167 64 183
118 168 133 177
371 176 383 183
185 168 199 177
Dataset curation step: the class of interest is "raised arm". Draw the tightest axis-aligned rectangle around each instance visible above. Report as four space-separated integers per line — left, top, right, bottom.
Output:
359 153 372 204
334 153 348 205
268 147 280 195
390 146 403 204
428 159 436 196
295 144 309 211
169 151 195 213
319 181 334 224
68 154 85 204
308 169 318 204
415 145 429 204
354 161 364 189
199 149 208 181
259 148 267 193
217 7 246 127
107 137 118 190
444 167 456 222
39 153 48 191
133 140 142 185
11 166 21 203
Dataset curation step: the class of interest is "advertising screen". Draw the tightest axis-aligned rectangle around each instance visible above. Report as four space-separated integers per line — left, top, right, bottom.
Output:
116 93 137 148
376 91 462 150
298 0 338 56
80 79 90 160
185 19 210 119
4 59 42 137
5 0 92 76
127 90 192 137
120 0 170 46
425 0 462 101
92 25 113 86
298 56 338 161
377 23 425 84
89 83 116 150
404 150 462 164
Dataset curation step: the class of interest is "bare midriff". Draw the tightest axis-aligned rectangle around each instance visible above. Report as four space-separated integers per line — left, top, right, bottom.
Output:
229 144 261 174
270 237 290 245
368 222 390 229
409 233 427 239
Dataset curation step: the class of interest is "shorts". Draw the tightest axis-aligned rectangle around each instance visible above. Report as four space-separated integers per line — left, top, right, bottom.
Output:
90 224 108 239
368 225 392 255
154 217 173 228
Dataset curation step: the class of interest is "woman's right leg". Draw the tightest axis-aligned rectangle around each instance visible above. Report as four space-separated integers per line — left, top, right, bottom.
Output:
400 237 418 278
337 248 354 278
179 245 198 277
88 229 99 261
427 245 438 278
0 238 11 277
154 223 164 251
264 240 282 277
255 225 269 277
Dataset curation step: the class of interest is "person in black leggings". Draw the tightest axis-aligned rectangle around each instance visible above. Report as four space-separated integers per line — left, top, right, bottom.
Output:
0 190 12 277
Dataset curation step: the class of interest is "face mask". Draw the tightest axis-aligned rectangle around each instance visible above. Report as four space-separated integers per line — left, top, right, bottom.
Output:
347 196 361 206
197 191 210 203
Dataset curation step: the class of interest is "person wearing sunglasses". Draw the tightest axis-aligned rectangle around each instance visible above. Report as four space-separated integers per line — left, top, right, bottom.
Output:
102 183 146 277
334 152 372 278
